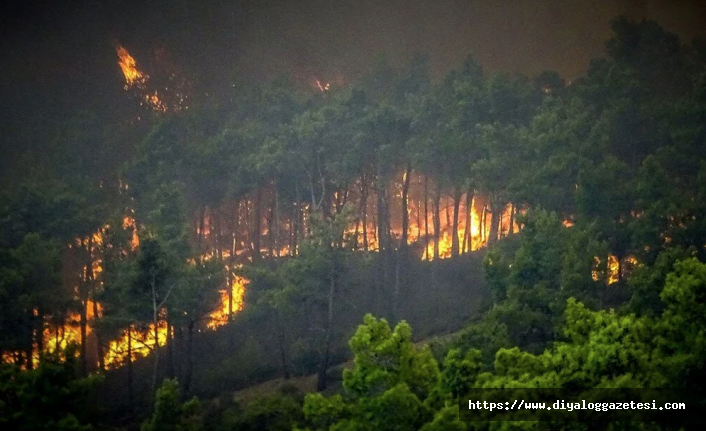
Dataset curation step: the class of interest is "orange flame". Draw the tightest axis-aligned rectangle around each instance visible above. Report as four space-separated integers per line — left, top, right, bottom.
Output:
207 275 248 329
116 44 167 113
104 322 170 369
116 45 147 89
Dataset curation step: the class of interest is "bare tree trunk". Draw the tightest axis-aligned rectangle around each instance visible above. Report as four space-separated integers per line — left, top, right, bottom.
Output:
151 274 160 396
184 321 194 394
198 206 206 253
463 190 474 253
509 203 515 234
433 185 441 260
80 237 90 376
293 185 301 256
488 202 500 246
253 187 262 263
25 318 33 370
376 180 390 254
360 175 369 251
424 176 429 260
34 308 43 368
401 165 412 249
267 199 274 258
166 312 174 378
481 205 487 244
93 299 104 372
451 188 462 257
127 327 133 405
317 259 336 391
274 188 280 257
416 193 422 243
275 312 290 379
229 233 236 320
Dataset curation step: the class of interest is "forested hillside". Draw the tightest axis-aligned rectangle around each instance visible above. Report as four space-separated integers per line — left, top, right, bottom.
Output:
2 16 706 430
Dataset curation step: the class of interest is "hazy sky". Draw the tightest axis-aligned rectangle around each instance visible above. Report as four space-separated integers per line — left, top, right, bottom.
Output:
1 0 705 122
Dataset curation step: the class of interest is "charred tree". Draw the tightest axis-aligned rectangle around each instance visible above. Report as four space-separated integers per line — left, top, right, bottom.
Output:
253 187 262 263
424 176 430 260
451 188 462 257
432 185 441 260
463 190 474 253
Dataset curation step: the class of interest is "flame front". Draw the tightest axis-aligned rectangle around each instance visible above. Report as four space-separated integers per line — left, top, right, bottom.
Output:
104 322 170 369
208 275 248 329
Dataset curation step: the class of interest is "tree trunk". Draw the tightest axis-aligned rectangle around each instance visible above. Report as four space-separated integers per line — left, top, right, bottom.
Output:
360 176 369 251
509 203 516 234
433 185 441 260
127 326 133 405
289 201 296 256
93 299 104 372
275 312 290 379
267 200 274 258
463 190 474 253
184 321 194 394
78 236 93 375
401 165 412 249
488 205 500 246
451 188 462 257
25 321 33 370
317 259 336 391
274 188 281 257
229 234 236 320
253 187 262 263
393 250 401 322
198 206 206 253
424 176 430 260
480 205 487 244
151 274 160 396
416 195 422 243
376 180 390 253
166 312 174 378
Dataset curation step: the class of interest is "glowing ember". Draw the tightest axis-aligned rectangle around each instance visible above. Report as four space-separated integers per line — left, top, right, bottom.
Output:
316 80 330 92
123 214 140 250
592 254 638 284
115 44 168 113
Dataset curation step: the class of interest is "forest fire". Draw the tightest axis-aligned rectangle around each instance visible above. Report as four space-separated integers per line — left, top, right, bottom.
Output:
116 44 168 112
207 275 248 329
123 215 140 250
104 322 170 369
194 172 521 262
43 300 101 356
4 6 706 429
592 254 640 284
116 45 147 89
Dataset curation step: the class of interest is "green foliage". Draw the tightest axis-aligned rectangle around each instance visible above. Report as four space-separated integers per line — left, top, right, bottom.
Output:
0 346 100 431
226 391 304 431
298 315 438 431
288 257 706 430
471 209 606 354
439 348 481 398
343 315 439 399
4 14 706 431
142 378 201 431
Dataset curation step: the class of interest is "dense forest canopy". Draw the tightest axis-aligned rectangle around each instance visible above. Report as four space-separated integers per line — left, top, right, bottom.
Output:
1 11 706 431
